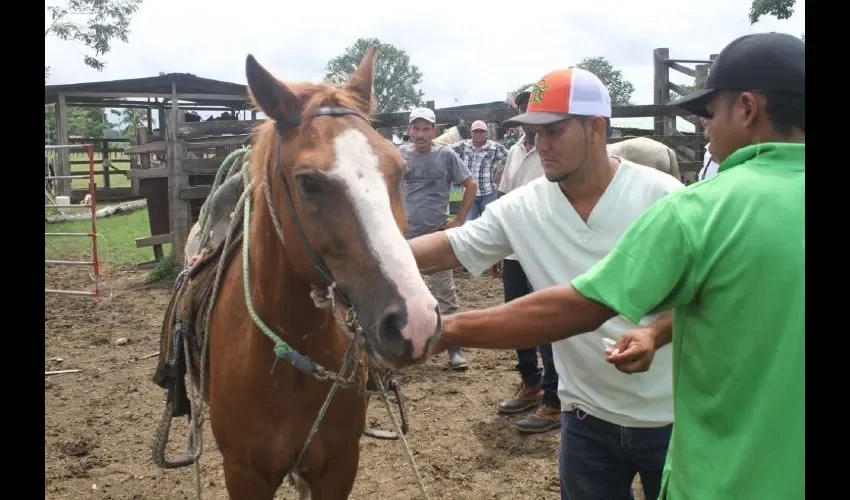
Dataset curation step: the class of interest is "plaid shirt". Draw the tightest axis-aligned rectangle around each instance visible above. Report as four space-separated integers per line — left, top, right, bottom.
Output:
451 139 508 196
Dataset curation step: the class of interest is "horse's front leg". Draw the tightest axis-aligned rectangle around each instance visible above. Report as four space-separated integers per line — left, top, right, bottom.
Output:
302 443 361 500
220 455 283 500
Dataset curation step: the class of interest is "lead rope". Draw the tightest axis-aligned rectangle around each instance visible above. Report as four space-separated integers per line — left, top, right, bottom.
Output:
374 374 431 499
189 156 255 500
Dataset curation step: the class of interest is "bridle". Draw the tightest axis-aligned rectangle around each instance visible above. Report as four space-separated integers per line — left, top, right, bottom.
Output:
268 105 372 310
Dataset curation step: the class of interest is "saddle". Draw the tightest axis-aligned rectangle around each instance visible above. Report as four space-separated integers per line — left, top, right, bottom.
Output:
152 152 248 410
150 150 250 469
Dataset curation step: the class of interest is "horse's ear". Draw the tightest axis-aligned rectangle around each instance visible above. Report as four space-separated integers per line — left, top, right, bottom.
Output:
345 47 376 113
245 54 299 120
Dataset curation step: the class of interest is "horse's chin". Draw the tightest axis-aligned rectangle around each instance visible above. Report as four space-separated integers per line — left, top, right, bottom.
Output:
360 335 405 371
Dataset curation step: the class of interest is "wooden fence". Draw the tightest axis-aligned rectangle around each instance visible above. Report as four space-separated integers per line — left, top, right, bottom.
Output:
45 137 136 201
125 117 252 263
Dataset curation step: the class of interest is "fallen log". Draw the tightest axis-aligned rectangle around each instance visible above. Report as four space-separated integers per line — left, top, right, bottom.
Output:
45 199 148 223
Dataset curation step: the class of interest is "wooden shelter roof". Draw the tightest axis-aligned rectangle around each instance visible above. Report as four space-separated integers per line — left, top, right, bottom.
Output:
44 73 251 109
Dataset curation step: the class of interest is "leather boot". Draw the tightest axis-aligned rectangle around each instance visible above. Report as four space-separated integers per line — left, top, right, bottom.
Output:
498 382 543 414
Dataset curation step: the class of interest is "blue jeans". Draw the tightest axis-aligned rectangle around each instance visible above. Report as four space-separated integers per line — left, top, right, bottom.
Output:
502 259 559 407
464 191 498 222
559 409 672 500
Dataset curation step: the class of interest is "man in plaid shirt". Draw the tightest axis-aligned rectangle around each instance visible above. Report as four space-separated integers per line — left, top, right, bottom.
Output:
451 120 509 222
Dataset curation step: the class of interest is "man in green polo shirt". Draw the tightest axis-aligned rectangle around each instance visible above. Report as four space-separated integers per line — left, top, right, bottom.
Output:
431 32 804 499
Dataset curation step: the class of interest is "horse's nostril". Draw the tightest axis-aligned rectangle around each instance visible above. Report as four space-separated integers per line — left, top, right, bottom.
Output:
377 308 406 344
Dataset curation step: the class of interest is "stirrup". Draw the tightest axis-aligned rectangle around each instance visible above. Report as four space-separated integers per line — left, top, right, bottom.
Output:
363 377 409 440
151 392 203 469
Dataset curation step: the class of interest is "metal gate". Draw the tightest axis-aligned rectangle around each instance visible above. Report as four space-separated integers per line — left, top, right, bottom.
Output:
45 143 101 298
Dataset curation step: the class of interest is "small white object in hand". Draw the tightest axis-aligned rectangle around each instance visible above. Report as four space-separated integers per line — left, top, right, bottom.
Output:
601 337 620 356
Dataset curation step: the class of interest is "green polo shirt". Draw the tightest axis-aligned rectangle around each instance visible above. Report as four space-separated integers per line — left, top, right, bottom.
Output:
571 142 804 500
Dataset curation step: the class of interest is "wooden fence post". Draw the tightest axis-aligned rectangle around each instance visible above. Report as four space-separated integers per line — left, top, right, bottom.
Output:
166 80 191 266
653 48 673 136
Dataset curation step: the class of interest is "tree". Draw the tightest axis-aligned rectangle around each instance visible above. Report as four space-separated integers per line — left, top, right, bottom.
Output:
325 38 424 113
110 108 149 139
749 0 796 24
670 84 695 102
45 0 144 79
747 1 803 45
575 57 635 106
45 105 109 143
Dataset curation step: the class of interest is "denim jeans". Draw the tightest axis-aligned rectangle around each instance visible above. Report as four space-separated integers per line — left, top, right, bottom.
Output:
502 259 559 407
559 409 672 500
464 191 499 222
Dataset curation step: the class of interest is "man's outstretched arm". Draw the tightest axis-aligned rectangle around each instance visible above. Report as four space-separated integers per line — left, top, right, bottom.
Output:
410 232 462 275
441 284 618 350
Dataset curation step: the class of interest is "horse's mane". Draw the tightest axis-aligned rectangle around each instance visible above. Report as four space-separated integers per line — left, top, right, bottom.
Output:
248 81 374 186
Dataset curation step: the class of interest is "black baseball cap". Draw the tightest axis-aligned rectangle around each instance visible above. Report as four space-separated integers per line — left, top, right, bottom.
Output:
668 32 805 118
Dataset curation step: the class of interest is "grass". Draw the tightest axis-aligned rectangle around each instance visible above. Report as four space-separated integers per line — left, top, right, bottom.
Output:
47 150 133 190
45 208 171 269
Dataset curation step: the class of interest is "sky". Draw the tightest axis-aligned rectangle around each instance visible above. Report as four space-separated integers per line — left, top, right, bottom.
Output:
45 0 805 123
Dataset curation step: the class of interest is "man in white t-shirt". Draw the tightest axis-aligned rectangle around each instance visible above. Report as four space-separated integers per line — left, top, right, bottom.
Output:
698 118 720 180
699 142 720 180
494 87 561 434
409 67 683 500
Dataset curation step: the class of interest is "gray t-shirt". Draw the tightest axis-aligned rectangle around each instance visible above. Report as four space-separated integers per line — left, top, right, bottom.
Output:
399 143 472 238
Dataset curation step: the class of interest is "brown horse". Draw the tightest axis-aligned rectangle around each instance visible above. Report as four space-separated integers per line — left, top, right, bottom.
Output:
197 49 441 499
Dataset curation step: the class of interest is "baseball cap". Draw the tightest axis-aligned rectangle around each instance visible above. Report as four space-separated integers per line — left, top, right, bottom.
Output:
668 32 805 118
409 107 436 125
514 85 535 109
470 120 488 131
503 68 612 127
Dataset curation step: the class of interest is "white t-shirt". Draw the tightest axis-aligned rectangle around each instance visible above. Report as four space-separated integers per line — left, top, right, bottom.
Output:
498 137 543 261
699 143 720 180
444 160 684 427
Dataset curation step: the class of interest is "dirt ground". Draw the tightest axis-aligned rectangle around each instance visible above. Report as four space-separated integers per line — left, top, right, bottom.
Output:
45 265 644 499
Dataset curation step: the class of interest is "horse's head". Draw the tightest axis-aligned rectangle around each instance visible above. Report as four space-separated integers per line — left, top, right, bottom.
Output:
244 48 441 370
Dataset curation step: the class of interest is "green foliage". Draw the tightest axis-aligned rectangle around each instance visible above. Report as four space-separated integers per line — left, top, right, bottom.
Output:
45 0 144 75
325 38 424 113
146 252 180 284
575 57 635 106
670 84 695 102
110 108 148 138
749 0 796 24
45 105 109 143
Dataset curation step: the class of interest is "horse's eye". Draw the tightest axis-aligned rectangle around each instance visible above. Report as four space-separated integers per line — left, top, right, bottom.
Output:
296 175 322 197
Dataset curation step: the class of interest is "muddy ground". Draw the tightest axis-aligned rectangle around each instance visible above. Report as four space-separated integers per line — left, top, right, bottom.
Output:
45 265 643 499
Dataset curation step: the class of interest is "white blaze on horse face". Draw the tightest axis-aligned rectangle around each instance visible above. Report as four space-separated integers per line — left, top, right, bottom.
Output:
330 128 440 359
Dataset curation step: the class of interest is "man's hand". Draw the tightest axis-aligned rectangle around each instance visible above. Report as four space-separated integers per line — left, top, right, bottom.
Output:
428 314 457 356
429 337 451 356
605 328 657 374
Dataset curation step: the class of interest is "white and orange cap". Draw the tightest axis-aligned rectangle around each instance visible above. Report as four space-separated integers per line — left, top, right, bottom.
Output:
470 120 488 131
503 67 612 126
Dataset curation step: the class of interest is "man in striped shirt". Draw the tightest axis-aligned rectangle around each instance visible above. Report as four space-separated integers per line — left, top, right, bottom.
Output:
451 121 509 222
